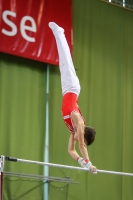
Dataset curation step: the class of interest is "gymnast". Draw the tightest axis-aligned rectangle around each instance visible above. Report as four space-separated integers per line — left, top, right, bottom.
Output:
49 22 97 174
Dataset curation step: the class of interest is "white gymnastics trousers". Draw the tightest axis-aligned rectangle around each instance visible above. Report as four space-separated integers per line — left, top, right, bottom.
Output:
49 22 81 96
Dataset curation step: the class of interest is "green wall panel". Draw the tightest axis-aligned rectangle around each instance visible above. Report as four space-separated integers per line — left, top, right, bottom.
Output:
0 53 46 199
49 0 133 200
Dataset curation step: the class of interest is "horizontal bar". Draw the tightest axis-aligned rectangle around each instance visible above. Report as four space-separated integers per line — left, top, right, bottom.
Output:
3 156 133 177
4 171 80 184
97 169 133 176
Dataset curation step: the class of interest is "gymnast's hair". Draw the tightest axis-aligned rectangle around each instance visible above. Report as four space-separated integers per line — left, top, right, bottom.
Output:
84 126 96 146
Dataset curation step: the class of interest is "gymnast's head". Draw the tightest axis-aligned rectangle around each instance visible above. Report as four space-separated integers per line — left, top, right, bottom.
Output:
84 126 96 146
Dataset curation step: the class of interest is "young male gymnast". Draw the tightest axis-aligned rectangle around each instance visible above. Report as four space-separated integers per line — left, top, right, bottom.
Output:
49 22 97 174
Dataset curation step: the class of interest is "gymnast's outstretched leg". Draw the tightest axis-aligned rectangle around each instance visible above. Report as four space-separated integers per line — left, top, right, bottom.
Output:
49 22 80 96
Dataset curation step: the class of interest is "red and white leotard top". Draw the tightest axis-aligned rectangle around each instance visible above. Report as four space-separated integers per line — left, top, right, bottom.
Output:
62 93 85 133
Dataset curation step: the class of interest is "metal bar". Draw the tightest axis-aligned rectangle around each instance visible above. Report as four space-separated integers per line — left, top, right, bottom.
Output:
97 169 133 176
44 64 49 200
4 171 73 181
0 164 2 200
101 0 133 11
5 156 133 177
4 171 79 184
0 156 5 200
0 173 3 200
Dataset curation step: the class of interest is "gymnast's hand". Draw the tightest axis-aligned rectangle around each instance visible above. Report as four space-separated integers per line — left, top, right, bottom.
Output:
77 157 97 174
85 161 97 174
88 164 97 174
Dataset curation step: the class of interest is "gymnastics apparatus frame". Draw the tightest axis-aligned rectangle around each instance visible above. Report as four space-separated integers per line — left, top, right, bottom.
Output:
0 155 133 200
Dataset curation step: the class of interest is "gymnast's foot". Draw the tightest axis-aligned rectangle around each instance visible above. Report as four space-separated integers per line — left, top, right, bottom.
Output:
48 22 64 33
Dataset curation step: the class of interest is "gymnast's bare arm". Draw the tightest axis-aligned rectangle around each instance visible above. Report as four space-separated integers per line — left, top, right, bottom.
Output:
68 134 80 160
70 112 90 161
68 112 97 173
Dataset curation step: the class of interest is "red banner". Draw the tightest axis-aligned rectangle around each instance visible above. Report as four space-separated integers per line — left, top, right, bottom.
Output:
0 0 72 65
